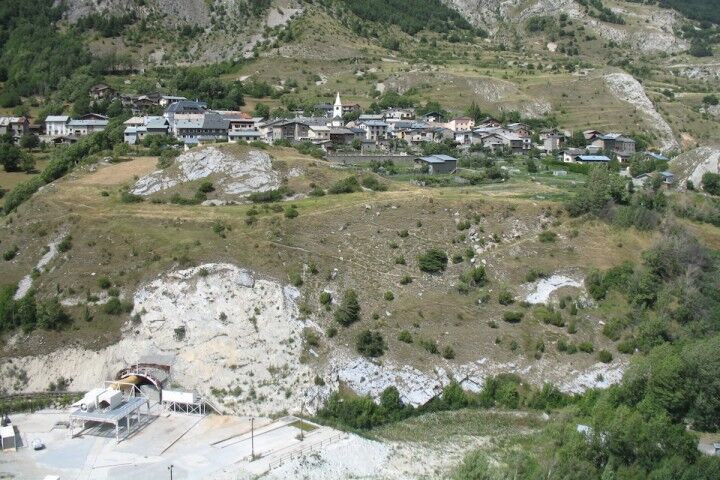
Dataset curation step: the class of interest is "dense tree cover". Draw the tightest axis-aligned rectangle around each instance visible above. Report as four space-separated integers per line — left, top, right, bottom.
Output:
0 1 91 96
628 0 720 24
576 0 625 24
74 13 137 38
317 377 571 431
332 0 474 35
0 287 71 333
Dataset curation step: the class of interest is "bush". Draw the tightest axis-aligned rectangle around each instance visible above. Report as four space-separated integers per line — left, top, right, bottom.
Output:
398 330 413 343
503 311 524 323
538 231 558 243
578 341 594 353
248 187 290 203
335 289 361 326
198 180 214 193
460 266 487 287
533 306 564 327
120 191 143 203
399 275 412 285
384 291 394 301
442 346 455 359
102 297 132 315
525 268 548 283
329 176 362 194
598 350 613 363
702 172 720 196
97 277 111 289
3 245 18 261
319 291 332 306
498 289 514 305
419 338 439 354
57 235 72 253
356 330 386 357
418 248 448 273
360 175 388 191
308 186 325 197
284 206 299 218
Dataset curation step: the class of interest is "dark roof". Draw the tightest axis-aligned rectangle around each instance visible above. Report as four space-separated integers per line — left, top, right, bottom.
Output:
416 154 458 164
165 100 208 114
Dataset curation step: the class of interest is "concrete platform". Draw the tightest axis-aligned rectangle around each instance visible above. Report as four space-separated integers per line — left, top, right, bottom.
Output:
0 409 345 479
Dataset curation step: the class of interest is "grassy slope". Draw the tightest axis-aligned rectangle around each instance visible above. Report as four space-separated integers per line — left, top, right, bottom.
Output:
0 147 657 386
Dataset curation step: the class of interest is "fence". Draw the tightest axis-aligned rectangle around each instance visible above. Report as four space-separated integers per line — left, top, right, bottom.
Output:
266 432 347 470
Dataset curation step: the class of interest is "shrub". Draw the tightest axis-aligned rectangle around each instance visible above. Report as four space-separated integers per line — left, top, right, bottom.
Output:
442 346 455 359
498 289 514 305
198 180 214 193
304 330 320 347
538 231 558 243
394 255 406 265
525 268 548 283
397 229 409 238
356 330 386 357
419 338 439 354
309 186 325 197
248 187 289 203
702 172 720 196
503 311 524 323
284 206 299 218
534 306 564 327
102 297 131 315
326 326 338 338
399 275 412 285
360 175 387 191
174 326 186 341
418 248 448 273
398 330 413 343
319 291 332 306
97 277 111 289
120 191 143 203
335 289 361 326
57 235 72 253
578 341 594 353
329 176 362 194
384 291 394 301
598 350 613 363
3 245 19 261
451 253 464 264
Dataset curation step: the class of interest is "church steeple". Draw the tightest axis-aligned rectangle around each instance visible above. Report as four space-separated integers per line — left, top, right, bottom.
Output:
333 92 342 118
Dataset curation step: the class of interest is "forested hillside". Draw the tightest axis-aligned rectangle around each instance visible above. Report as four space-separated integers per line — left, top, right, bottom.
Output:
0 1 90 100
330 0 475 34
634 0 720 24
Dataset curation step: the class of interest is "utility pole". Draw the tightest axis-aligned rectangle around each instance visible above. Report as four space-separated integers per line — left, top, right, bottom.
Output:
251 417 255 459
300 402 305 441
168 464 174 480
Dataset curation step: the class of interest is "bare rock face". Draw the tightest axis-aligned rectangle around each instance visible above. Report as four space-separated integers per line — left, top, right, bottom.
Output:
131 146 281 198
603 72 679 152
1 264 321 417
447 0 687 53
670 146 720 188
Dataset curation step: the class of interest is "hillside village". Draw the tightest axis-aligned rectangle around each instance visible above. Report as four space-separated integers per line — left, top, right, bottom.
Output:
2 87 672 185
1 0 720 479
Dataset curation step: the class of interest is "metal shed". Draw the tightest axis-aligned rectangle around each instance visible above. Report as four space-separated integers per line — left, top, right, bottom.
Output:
414 154 458 175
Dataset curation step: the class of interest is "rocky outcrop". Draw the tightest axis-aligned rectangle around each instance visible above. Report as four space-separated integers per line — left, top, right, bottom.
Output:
670 146 720 189
603 72 679 152
1 264 320 417
131 146 280 198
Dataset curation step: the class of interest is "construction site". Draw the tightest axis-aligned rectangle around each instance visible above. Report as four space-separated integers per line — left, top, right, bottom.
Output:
0 356 348 480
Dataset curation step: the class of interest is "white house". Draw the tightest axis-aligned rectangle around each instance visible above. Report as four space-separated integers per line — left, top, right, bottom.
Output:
358 120 388 141
45 115 71 136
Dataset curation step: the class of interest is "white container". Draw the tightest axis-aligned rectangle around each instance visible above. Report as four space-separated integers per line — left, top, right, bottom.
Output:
162 390 198 404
